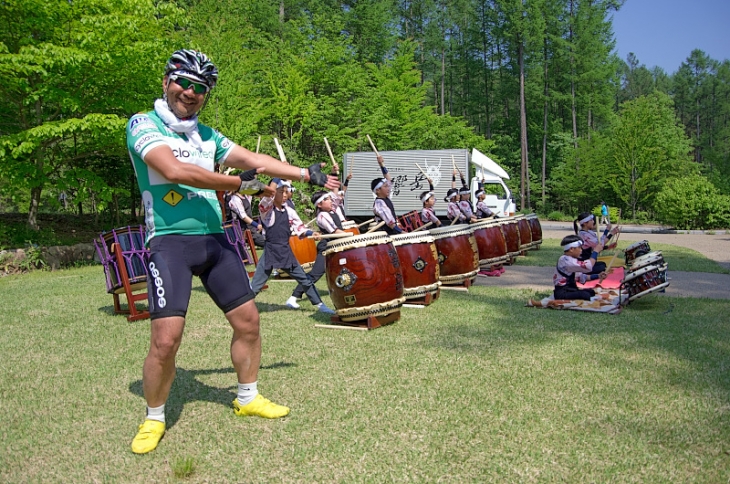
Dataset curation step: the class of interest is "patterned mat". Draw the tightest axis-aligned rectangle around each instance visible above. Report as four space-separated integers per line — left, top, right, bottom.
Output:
527 287 624 314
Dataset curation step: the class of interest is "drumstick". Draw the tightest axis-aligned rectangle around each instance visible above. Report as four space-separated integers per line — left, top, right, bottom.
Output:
324 137 337 165
415 162 428 178
365 220 386 233
304 218 317 227
366 134 380 157
307 232 353 240
349 154 355 177
255 135 261 154
355 218 374 228
450 215 461 226
273 137 287 163
413 221 434 232
452 155 464 179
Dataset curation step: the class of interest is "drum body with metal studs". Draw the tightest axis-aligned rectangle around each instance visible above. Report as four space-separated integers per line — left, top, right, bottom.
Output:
289 235 318 272
525 213 543 249
390 232 441 303
622 263 669 302
428 225 479 286
323 232 405 322
470 219 509 268
498 216 522 258
624 240 652 267
514 214 533 251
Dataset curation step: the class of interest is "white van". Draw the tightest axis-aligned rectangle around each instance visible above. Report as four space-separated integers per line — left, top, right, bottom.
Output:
340 148 515 218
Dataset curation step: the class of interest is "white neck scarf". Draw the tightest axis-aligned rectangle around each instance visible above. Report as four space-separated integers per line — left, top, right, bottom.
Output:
154 98 203 150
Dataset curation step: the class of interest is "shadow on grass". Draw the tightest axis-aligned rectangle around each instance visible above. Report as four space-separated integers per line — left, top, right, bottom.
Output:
129 362 297 428
424 288 730 394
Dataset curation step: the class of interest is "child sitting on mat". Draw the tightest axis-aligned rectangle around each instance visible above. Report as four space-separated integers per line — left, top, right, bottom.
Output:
553 234 606 301
574 211 619 274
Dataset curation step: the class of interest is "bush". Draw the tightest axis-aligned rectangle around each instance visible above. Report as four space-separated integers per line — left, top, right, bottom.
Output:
547 210 568 221
655 176 730 229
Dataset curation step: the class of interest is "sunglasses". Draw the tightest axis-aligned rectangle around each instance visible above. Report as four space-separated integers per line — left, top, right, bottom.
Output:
170 75 209 95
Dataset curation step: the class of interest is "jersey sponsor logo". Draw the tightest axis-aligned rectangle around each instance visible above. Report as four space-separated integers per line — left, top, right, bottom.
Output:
187 191 218 201
221 137 231 149
148 261 167 309
130 122 155 137
162 189 185 206
130 116 151 128
134 133 162 152
172 148 214 160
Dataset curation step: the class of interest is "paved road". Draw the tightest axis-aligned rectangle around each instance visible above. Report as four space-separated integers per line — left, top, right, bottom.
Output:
473 222 730 300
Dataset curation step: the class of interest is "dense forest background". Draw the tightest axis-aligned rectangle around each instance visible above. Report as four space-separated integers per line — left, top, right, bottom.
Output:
1 0 729 236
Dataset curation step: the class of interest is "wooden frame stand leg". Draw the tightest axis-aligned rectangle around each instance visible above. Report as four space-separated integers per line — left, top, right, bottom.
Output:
326 310 401 330
112 243 150 322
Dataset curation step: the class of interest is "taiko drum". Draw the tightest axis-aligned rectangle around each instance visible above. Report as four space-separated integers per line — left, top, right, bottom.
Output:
428 225 479 286
470 219 509 268
390 232 441 304
341 220 361 236
499 216 522 258
323 232 405 322
289 235 317 272
525 213 543 249
514 214 533 251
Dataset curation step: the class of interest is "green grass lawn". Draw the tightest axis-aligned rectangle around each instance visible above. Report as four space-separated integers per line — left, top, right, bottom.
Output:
1 258 729 482
515 238 730 274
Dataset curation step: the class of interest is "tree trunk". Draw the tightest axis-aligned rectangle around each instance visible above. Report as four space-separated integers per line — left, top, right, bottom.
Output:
27 185 41 231
569 0 578 151
440 47 445 116
518 39 529 211
542 41 549 209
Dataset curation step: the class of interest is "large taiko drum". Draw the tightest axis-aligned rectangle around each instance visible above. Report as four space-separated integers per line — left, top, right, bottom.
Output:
514 214 533 251
289 235 318 272
93 226 148 294
323 232 405 322
525 213 543 249
390 232 441 304
470 219 509 268
624 240 651 267
428 225 479 286
341 220 361 236
622 263 669 302
499 216 522 259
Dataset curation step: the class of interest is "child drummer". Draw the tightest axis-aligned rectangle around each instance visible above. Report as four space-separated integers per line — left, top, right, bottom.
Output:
286 191 348 309
250 179 335 314
574 211 619 274
419 177 442 228
474 180 498 219
371 154 403 235
553 234 606 301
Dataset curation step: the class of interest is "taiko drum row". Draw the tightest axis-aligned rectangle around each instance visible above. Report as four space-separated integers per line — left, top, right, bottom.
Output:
322 215 543 324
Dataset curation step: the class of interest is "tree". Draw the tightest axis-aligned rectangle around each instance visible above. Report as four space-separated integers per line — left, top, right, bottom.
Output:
0 0 182 229
602 92 695 217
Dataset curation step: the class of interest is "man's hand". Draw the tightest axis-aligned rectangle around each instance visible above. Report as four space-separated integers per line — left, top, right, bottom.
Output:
238 167 264 182
308 162 339 189
239 178 271 196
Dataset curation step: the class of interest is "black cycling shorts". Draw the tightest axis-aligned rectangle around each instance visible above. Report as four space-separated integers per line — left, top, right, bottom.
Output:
146 233 254 319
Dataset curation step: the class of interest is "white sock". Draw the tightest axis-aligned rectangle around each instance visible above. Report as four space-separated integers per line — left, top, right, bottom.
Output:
237 381 258 406
146 404 165 423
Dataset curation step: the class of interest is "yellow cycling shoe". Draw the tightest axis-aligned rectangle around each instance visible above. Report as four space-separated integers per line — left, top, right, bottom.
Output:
131 419 166 454
232 394 290 419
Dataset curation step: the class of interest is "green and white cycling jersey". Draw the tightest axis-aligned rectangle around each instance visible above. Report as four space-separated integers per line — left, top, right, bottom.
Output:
126 111 235 244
